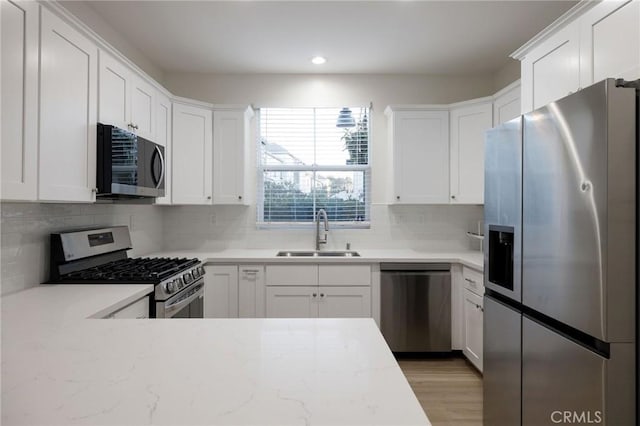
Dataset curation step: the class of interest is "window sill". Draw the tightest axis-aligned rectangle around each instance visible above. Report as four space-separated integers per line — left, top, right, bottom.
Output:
256 222 371 230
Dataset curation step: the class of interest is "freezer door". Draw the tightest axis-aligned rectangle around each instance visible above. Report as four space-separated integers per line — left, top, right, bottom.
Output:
484 117 522 302
523 317 635 425
522 79 636 342
483 296 521 426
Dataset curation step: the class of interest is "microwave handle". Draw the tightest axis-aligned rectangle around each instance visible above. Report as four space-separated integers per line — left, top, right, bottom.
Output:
150 145 165 189
155 146 165 189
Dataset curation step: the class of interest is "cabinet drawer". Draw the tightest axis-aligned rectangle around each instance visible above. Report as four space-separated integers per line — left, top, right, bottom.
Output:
319 265 371 286
266 265 318 286
463 266 484 296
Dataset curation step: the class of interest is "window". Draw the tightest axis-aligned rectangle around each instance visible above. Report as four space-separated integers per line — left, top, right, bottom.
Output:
257 107 370 227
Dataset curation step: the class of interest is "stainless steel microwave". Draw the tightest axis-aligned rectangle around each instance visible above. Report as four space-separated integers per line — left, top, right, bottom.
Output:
97 123 165 199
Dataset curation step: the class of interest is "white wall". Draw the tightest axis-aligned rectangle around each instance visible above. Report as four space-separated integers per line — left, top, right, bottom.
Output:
0 203 163 296
162 73 489 252
58 1 165 83
493 59 521 91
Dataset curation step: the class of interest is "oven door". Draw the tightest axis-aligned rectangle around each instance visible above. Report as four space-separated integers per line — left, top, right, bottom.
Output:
156 280 204 319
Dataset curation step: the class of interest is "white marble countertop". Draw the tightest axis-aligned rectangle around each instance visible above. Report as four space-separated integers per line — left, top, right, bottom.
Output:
145 249 484 271
1 285 430 425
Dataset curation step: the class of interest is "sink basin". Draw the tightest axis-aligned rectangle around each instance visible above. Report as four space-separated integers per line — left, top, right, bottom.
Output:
276 251 361 257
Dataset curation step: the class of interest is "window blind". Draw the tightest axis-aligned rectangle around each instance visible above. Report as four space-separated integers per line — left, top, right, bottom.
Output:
257 107 371 226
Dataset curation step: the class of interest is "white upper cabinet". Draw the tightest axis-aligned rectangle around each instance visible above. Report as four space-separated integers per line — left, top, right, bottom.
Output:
579 0 640 86
98 51 155 140
154 92 172 204
516 1 639 113
520 20 581 112
172 102 213 205
212 107 253 205
39 8 98 202
493 81 521 126
386 107 450 204
1 0 39 201
130 75 155 140
98 52 130 131
449 100 493 205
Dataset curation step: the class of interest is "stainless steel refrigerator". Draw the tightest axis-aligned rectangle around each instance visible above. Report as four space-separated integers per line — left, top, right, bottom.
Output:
483 78 638 425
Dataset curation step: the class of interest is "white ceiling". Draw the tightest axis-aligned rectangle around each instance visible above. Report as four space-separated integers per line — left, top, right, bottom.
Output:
84 0 576 75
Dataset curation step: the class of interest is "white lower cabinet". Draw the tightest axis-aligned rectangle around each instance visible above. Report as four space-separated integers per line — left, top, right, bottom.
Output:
266 286 371 318
266 286 318 318
106 296 150 319
204 265 239 318
463 288 483 372
317 286 371 318
238 266 265 318
265 264 372 319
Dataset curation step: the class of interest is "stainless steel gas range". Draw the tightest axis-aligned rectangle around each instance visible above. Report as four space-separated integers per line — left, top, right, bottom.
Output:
48 226 204 318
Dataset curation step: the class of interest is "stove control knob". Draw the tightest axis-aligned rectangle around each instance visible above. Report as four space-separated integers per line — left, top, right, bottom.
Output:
166 281 176 293
198 266 206 276
176 277 184 289
183 272 193 284
191 268 200 279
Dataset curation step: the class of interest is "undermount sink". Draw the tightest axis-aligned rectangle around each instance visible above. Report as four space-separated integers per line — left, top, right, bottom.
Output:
276 250 361 257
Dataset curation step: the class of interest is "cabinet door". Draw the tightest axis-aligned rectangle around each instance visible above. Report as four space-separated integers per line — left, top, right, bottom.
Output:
1 0 38 201
154 92 172 204
239 266 265 318
580 0 640 86
204 265 238 318
39 8 98 202
130 75 155 140
213 110 247 205
172 103 213 204
110 296 150 319
266 286 318 318
521 21 580 113
463 289 483 371
391 110 449 204
493 83 521 126
449 101 492 204
98 51 131 131
318 286 371 318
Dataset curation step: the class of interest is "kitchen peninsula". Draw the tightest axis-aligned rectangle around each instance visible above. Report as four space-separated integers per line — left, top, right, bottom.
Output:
1 284 430 425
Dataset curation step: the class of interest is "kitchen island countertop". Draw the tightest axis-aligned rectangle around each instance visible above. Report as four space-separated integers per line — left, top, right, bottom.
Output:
1 284 430 426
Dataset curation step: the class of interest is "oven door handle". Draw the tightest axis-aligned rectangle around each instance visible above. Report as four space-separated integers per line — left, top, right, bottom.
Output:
164 283 204 318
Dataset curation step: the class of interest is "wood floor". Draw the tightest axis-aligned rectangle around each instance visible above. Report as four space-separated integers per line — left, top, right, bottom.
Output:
398 355 483 426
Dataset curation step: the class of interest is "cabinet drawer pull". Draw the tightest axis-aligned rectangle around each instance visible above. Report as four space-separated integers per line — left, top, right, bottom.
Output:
320 293 325 298
312 293 317 298
464 277 477 285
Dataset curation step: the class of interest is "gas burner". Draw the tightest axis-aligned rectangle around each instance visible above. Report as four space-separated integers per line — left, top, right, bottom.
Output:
60 257 200 283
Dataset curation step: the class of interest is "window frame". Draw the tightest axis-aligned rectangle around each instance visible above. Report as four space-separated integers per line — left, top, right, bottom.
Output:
256 107 372 229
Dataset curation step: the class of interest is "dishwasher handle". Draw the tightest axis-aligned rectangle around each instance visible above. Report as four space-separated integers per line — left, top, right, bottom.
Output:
380 263 450 272
382 270 451 277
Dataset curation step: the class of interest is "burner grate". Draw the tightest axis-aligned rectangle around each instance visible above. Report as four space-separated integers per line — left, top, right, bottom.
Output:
60 257 199 283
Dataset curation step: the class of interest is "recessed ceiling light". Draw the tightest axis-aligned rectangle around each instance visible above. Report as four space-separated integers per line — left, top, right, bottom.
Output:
311 56 327 65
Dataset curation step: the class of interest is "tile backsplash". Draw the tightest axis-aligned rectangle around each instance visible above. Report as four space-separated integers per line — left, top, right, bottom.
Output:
1 202 482 296
0 203 163 296
162 203 483 252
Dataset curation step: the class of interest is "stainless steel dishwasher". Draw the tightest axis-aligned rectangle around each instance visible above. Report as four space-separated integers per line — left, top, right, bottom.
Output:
380 263 451 352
